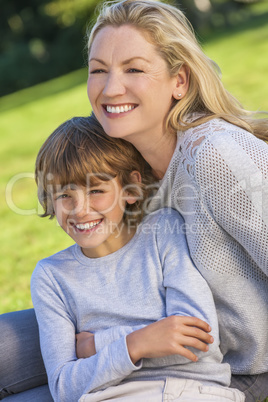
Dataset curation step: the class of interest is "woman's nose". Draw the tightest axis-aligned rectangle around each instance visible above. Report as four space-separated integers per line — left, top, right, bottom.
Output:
102 72 126 98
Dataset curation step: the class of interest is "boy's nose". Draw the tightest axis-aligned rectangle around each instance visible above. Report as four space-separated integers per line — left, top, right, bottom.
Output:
72 195 91 217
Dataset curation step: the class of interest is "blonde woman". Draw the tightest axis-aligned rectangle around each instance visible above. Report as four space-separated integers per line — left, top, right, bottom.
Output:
85 1 268 401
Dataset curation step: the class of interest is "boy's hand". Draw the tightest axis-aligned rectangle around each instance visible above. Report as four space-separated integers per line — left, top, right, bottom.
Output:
76 331 96 359
126 316 213 364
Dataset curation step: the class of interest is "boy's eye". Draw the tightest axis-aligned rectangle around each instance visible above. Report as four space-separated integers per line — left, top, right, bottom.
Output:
55 193 69 200
89 189 103 194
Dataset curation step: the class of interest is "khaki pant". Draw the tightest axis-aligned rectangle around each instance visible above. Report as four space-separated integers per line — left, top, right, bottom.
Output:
79 378 245 402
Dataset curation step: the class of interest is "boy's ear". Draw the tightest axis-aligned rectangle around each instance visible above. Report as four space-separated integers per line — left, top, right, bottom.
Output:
129 171 142 184
125 171 142 205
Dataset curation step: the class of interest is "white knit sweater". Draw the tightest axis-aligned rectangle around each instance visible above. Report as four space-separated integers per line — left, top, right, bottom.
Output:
148 118 268 375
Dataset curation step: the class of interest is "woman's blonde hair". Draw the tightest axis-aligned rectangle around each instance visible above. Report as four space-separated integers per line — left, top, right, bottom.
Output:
35 114 155 223
87 0 268 140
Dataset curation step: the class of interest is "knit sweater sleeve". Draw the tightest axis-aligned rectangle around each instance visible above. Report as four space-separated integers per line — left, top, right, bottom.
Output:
193 126 268 275
31 264 141 402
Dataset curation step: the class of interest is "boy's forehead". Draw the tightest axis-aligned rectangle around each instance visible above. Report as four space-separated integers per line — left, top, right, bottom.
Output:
50 176 120 192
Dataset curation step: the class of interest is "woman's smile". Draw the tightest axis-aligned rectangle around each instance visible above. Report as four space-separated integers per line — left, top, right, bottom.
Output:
87 25 178 143
103 103 137 117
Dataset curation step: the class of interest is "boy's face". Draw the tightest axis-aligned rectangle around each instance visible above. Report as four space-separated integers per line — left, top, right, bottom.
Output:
52 177 136 258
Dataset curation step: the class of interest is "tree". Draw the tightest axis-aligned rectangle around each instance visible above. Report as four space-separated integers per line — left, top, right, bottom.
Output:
0 0 97 96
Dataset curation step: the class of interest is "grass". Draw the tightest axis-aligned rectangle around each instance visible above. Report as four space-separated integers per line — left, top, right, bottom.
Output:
1 19 268 315
0 68 90 313
201 11 268 112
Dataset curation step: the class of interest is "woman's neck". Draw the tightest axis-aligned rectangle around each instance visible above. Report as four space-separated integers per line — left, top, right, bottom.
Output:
131 131 177 180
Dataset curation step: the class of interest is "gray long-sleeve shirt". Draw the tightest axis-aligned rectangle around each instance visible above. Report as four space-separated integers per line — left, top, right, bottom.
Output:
148 118 268 375
31 209 230 402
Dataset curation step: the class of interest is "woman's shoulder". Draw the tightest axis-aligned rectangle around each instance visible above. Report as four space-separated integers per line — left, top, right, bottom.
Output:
180 117 254 152
178 117 267 177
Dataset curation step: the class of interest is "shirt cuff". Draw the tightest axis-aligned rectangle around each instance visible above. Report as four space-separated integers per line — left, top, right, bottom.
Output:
110 336 143 375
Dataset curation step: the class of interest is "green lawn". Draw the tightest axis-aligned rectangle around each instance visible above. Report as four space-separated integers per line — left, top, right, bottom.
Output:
1 20 268 314
202 12 268 113
0 68 90 313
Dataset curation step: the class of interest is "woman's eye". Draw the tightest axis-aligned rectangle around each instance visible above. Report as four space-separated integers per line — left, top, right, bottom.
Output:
90 69 106 74
127 68 143 73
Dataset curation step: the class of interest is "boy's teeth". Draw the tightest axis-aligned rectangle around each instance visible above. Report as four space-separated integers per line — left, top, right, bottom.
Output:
106 105 134 113
76 220 101 230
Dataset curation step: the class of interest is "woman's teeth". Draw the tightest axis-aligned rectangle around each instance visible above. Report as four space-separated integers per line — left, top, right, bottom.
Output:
106 105 134 114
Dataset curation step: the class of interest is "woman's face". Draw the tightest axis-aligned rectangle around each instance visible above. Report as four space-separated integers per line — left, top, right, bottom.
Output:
87 25 178 144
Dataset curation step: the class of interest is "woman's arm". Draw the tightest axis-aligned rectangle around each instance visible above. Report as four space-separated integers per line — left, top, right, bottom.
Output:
195 129 268 274
31 265 141 402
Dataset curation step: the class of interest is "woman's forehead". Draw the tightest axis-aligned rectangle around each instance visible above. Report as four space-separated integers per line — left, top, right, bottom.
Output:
90 25 155 59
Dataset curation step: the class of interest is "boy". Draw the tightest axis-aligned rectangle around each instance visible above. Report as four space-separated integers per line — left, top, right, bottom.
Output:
31 115 244 401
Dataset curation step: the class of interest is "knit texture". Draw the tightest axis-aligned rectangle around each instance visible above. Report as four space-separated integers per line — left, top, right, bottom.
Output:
148 118 268 374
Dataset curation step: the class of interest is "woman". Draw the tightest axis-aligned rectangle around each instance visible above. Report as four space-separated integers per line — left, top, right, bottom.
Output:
85 0 268 401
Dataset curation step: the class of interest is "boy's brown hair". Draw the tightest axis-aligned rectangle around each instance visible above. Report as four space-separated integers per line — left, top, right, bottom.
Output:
35 114 155 223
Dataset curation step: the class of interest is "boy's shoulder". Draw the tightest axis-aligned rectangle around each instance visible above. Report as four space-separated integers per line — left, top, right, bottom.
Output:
144 207 183 220
141 208 185 233
36 244 76 268
31 244 78 285
140 208 190 254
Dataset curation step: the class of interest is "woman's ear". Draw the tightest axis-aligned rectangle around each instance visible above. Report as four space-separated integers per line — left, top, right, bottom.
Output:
172 64 190 100
125 171 142 205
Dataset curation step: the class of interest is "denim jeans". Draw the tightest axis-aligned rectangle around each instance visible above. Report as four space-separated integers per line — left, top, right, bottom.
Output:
230 373 268 402
1 385 52 402
0 309 52 401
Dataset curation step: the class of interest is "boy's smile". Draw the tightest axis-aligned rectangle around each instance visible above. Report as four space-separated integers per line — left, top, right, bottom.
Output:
52 178 136 258
71 218 103 232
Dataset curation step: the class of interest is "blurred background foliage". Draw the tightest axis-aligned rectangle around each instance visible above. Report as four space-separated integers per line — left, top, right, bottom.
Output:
1 0 267 96
1 0 97 96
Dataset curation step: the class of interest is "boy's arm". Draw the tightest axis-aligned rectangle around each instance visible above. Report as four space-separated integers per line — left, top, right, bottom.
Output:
31 264 141 402
127 211 221 365
77 317 212 361
77 211 214 363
